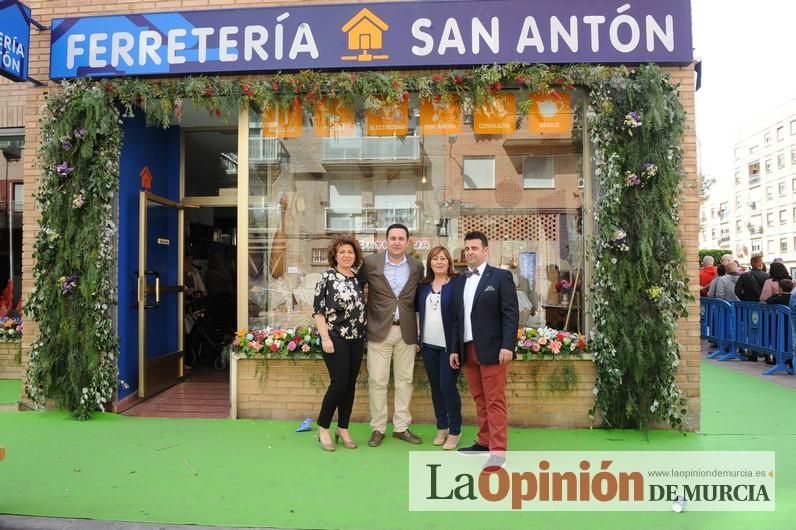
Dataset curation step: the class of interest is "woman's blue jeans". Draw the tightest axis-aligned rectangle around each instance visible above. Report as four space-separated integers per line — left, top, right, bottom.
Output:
420 343 462 435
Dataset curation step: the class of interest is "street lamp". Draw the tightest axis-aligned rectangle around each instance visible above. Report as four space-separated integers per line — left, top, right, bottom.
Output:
2 147 21 300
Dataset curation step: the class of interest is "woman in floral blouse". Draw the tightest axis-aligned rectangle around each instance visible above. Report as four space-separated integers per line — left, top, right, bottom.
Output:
313 234 366 451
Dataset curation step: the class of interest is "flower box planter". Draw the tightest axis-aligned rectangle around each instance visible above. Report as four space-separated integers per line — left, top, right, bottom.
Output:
234 356 597 428
0 341 22 379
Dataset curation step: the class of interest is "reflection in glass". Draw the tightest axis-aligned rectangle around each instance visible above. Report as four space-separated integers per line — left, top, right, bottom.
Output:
246 92 587 333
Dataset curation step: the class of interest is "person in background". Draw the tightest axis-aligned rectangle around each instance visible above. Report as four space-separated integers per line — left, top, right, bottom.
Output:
735 255 769 302
699 255 717 297
760 262 791 302
765 279 792 306
184 251 207 300
707 264 726 298
416 246 462 450
313 235 367 452
712 261 740 302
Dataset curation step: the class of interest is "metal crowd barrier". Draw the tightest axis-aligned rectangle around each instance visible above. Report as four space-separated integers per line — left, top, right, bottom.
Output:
699 298 735 360
699 298 795 376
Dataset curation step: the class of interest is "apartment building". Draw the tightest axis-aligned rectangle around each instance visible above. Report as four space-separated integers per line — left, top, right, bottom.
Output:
700 97 796 275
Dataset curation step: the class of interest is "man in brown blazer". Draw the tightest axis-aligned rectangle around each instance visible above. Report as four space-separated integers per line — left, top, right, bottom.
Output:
357 223 425 446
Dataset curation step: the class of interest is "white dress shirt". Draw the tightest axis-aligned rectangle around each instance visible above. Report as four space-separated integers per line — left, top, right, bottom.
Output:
384 252 409 320
463 262 487 342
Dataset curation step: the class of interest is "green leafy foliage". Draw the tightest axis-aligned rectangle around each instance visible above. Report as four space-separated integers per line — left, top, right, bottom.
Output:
699 249 726 267
26 81 121 419
588 65 691 430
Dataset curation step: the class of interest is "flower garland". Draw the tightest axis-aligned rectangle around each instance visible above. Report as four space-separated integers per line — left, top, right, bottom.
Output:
28 63 689 428
587 65 690 430
0 315 22 341
516 327 587 359
26 80 121 420
233 326 322 358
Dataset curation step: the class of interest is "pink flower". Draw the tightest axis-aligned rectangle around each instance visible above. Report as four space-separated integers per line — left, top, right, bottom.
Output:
523 339 533 348
538 337 548 345
531 343 540 352
287 341 297 351
550 340 561 354
301 344 310 353
248 341 259 350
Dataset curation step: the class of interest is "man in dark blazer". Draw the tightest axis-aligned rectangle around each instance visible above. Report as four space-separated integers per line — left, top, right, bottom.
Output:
357 224 425 447
449 231 519 472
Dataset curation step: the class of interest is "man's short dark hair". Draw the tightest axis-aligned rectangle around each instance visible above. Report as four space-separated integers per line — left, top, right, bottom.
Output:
386 223 410 239
464 230 489 247
779 279 793 294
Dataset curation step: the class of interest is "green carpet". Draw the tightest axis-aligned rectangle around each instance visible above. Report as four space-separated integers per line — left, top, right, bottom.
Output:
0 379 20 405
0 362 793 529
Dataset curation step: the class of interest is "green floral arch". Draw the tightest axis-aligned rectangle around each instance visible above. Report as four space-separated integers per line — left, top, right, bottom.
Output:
26 63 690 426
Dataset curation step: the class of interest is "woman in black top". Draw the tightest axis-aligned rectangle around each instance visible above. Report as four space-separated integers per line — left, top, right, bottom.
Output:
313 234 366 451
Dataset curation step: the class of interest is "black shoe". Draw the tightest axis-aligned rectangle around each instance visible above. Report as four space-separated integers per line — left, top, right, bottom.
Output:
765 355 777 366
482 455 506 473
457 442 489 455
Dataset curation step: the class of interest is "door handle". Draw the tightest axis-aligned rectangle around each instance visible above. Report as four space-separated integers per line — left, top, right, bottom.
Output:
141 270 160 310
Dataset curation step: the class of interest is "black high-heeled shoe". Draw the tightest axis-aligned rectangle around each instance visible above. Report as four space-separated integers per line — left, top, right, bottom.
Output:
335 428 358 449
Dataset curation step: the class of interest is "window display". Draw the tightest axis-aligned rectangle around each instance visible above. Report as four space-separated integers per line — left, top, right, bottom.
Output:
247 92 586 332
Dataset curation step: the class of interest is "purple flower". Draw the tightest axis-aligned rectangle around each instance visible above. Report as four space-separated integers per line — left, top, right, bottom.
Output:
74 127 87 139
623 111 642 134
55 162 74 177
59 274 78 295
610 228 629 251
287 341 297 352
625 172 641 186
61 138 73 151
641 162 658 177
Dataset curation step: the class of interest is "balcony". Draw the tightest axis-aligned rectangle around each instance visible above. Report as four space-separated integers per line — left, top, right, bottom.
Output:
718 235 731 245
322 136 421 162
249 137 282 164
325 207 418 232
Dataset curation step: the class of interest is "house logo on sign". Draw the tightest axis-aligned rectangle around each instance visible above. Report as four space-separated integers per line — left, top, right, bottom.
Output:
341 8 389 62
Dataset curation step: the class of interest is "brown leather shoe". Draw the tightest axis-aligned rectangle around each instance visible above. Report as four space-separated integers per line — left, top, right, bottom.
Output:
392 429 422 444
367 430 385 447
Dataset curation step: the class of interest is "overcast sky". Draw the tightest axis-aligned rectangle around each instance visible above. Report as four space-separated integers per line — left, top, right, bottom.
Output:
693 0 796 180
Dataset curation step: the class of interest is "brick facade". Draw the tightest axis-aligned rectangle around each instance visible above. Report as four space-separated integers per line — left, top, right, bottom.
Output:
0 342 23 379
237 357 599 428
14 1 699 429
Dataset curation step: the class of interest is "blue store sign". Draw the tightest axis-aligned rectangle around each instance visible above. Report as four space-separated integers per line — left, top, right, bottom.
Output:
50 0 693 79
0 0 31 82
